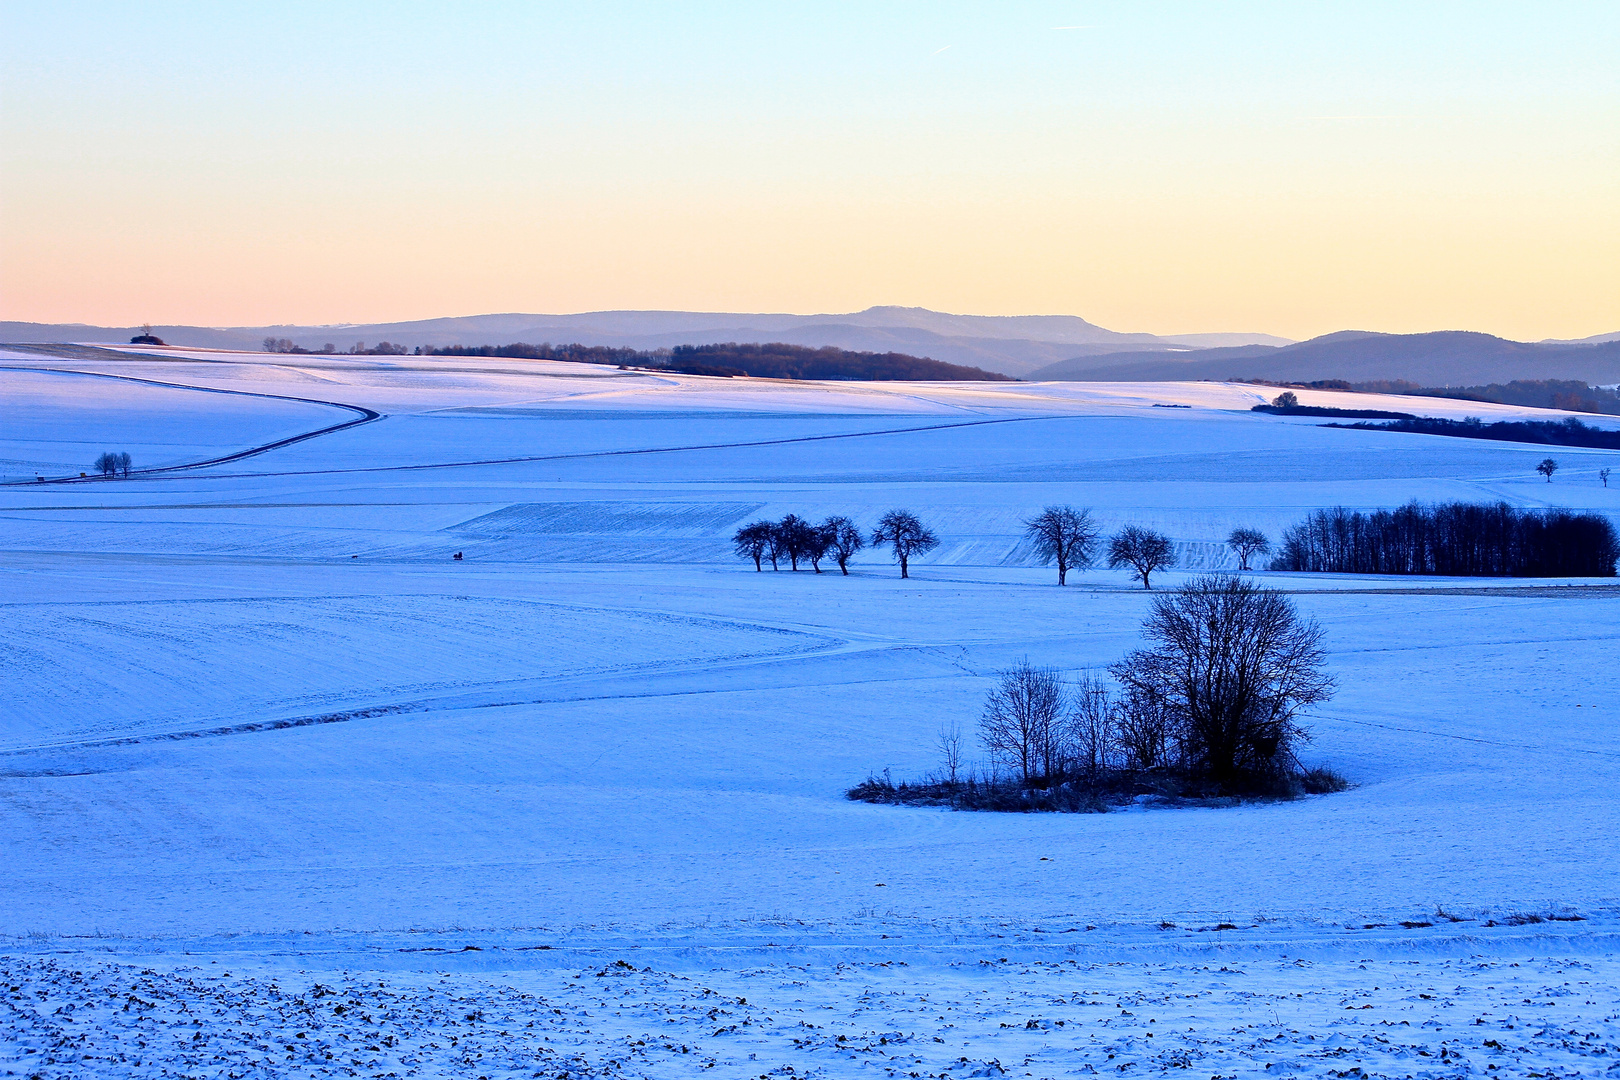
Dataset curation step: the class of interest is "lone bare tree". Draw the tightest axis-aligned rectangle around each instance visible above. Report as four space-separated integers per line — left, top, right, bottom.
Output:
1603 467 1612 488
1108 526 1174 589
1537 458 1559 482
1112 575 1334 786
1272 391 1299 408
820 516 864 575
732 521 775 571
936 720 964 784
979 661 1066 786
1226 527 1270 571
1023 505 1100 585
871 510 939 579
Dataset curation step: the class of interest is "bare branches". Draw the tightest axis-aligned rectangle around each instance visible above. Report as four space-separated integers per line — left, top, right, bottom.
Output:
979 661 1067 786
1108 526 1174 589
820 516 864 575
871 510 939 579
1023 506 1100 585
1112 574 1334 785
1225 527 1270 572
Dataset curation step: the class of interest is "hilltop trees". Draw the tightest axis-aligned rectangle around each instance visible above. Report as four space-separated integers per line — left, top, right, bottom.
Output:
1226 527 1270 571
1108 526 1174 589
871 510 939 579
1023 506 1099 585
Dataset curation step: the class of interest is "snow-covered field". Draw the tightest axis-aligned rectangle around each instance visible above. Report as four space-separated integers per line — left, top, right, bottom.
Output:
3 347 1618 1076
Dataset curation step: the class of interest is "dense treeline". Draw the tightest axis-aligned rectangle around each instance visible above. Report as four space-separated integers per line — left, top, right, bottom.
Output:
1363 379 1620 417
421 342 651 364
1271 502 1619 577
1329 415 1620 451
1243 377 1620 417
411 340 1013 381
668 343 1014 382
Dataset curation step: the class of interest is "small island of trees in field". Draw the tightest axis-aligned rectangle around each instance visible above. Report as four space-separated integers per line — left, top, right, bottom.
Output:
851 574 1347 810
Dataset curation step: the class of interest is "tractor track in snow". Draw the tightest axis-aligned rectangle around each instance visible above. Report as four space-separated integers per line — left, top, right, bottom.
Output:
0 363 381 485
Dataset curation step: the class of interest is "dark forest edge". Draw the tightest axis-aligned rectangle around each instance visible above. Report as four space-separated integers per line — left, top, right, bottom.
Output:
1326 415 1620 451
1272 502 1618 577
1239 378 1620 417
416 341 1015 382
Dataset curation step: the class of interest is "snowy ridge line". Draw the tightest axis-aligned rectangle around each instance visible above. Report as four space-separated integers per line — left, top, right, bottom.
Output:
0 365 382 485
48 414 1057 483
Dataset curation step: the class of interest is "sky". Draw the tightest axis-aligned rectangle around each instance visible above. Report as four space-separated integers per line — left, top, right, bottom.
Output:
2 2 1616 341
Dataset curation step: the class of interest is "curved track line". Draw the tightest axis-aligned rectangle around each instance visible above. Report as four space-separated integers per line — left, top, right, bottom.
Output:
0 366 381 486
62 414 1059 483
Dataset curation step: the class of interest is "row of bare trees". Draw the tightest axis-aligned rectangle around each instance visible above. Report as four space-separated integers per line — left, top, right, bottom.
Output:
977 575 1335 792
737 505 1274 585
94 451 132 477
733 510 940 577
1024 507 1273 587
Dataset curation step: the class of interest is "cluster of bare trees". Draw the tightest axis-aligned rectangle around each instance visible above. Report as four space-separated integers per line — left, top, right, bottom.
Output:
1023 505 1182 588
736 504 1279 585
852 575 1340 809
733 510 938 577
981 579 1332 790
94 452 132 478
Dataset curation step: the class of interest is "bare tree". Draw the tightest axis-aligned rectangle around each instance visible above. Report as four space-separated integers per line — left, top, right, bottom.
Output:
1108 526 1174 589
94 452 118 477
1602 467 1612 488
1112 575 1334 786
116 451 132 477
1068 672 1114 777
1113 682 1173 770
1023 505 1099 585
732 521 774 571
774 514 816 570
979 661 1067 786
806 522 833 573
1537 457 1559 482
936 720 964 784
871 510 939 579
820 516 864 575
1226 527 1270 571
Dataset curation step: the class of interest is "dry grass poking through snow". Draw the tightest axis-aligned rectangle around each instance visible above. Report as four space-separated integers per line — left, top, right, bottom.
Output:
4 952 1619 1078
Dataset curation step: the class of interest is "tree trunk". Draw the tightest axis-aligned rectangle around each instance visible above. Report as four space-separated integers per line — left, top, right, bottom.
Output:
900 553 909 578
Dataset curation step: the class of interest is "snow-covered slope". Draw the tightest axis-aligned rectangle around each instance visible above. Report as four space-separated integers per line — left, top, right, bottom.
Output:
2 348 1618 1074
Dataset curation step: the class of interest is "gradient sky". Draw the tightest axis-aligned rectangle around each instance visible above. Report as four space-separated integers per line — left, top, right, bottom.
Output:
3 2 1616 340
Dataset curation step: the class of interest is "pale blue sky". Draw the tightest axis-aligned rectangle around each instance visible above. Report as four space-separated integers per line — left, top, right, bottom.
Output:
4 2 1616 337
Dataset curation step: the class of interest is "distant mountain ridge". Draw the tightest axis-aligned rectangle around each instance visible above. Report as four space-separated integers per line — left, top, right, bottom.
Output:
1027 330 1620 386
0 306 1288 378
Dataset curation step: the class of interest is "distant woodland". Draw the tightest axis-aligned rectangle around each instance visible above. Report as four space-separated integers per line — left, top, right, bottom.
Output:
419 341 1014 382
1247 378 1620 417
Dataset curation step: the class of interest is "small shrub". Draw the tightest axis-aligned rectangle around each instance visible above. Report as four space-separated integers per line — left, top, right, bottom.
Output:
1299 766 1350 794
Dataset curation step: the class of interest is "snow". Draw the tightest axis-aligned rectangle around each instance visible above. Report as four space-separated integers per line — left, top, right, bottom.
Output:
3 349 1618 1075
